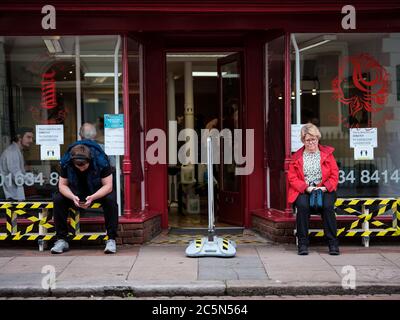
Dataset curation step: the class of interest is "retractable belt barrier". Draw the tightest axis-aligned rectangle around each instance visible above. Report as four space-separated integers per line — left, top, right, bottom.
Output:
295 198 400 247
0 202 108 247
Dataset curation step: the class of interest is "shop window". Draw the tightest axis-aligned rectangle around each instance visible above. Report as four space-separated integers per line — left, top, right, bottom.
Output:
291 33 400 198
0 36 124 210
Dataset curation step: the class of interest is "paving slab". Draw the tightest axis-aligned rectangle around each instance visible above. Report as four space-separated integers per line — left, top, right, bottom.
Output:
256 248 341 282
332 265 400 283
268 270 341 283
198 256 268 280
0 256 74 274
128 246 198 281
0 257 13 269
196 246 268 281
322 253 397 266
0 273 45 288
380 253 400 268
56 256 136 282
257 249 333 268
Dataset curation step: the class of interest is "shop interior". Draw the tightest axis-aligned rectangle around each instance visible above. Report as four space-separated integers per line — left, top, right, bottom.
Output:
166 52 237 229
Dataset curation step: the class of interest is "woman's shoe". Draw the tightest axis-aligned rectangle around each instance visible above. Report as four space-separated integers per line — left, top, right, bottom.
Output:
298 244 309 255
328 244 340 255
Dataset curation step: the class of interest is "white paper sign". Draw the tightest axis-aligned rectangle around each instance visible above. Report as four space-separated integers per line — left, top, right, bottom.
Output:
36 125 64 145
291 124 304 152
40 145 60 160
104 114 124 155
350 128 377 148
354 146 374 160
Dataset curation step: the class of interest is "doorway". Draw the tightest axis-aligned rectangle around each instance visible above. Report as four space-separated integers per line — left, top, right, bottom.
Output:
166 52 244 229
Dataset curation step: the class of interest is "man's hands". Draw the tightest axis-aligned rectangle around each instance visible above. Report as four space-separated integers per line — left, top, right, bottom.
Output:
72 195 81 208
306 186 327 193
82 195 95 208
71 194 95 208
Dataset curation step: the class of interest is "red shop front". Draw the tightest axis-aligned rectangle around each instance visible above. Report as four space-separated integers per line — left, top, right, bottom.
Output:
0 1 399 244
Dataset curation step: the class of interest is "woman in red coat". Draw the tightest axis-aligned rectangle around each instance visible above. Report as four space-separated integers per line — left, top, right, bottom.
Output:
288 123 339 256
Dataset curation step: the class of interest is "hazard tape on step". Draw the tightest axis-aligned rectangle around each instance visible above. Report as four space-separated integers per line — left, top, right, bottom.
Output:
306 198 400 238
0 201 103 241
0 233 108 241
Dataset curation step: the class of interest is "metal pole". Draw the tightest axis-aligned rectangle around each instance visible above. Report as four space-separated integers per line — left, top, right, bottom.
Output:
114 35 122 217
264 42 271 210
290 34 301 125
75 36 81 139
122 35 133 218
284 33 293 217
184 62 195 178
207 136 215 241
362 205 370 248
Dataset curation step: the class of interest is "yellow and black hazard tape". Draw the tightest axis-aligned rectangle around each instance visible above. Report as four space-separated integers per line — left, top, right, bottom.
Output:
68 208 80 233
0 201 102 209
222 238 229 250
337 201 398 231
195 239 202 248
0 233 108 241
335 198 398 207
306 198 400 238
0 201 103 241
309 227 400 237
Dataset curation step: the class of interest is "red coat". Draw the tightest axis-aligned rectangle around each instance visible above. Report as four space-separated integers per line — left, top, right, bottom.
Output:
287 144 339 204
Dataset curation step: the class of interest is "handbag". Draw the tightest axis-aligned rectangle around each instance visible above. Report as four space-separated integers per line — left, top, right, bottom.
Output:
309 188 324 213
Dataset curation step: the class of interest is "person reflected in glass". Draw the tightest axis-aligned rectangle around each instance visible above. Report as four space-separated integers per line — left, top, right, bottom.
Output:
79 122 116 168
0 127 34 201
288 123 340 256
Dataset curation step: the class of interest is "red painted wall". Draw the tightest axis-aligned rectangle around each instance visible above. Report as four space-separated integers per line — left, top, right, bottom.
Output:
142 34 168 227
243 33 267 226
0 2 400 35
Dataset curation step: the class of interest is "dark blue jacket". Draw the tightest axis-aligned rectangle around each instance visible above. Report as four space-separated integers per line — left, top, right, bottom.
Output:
60 140 111 195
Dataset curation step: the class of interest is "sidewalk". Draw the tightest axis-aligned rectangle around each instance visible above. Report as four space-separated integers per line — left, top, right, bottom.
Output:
1 239 400 297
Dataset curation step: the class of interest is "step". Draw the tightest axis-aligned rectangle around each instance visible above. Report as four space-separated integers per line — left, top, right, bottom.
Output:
169 226 244 235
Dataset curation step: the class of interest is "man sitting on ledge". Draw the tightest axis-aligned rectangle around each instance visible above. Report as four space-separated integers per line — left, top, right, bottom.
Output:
51 141 118 254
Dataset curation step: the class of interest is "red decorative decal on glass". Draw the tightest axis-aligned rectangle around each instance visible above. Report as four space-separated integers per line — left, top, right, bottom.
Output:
332 53 389 116
30 68 68 124
40 70 57 109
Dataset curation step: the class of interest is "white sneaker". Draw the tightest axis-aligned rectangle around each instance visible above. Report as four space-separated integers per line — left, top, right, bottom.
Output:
51 239 69 254
104 239 117 254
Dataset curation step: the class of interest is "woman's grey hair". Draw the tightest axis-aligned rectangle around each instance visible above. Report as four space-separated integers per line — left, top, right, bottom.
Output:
79 123 97 140
300 123 321 142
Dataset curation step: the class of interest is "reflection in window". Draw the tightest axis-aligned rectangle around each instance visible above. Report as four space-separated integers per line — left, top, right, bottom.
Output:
0 35 122 204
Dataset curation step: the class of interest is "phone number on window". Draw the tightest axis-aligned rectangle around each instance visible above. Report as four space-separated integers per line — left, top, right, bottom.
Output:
338 169 400 184
0 172 59 187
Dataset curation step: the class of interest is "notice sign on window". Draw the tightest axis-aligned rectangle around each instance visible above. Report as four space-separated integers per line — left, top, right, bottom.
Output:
104 114 124 155
291 124 304 152
350 128 377 148
36 125 64 145
40 145 60 161
354 146 374 160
